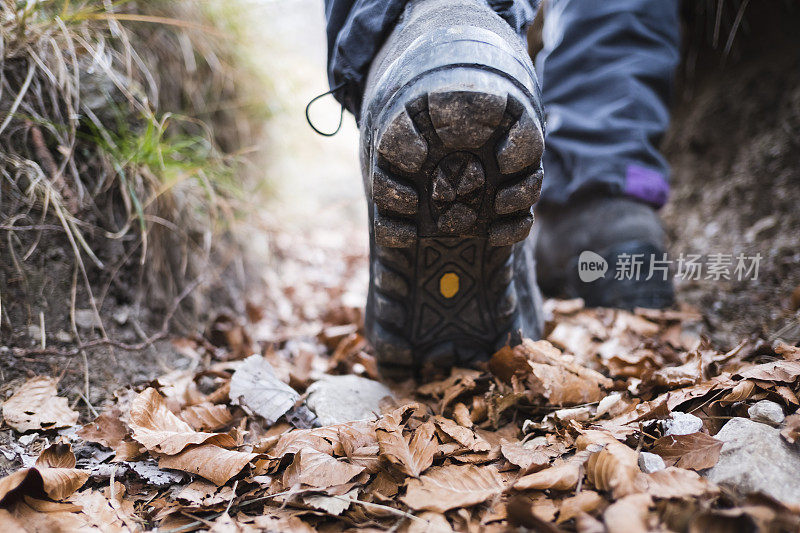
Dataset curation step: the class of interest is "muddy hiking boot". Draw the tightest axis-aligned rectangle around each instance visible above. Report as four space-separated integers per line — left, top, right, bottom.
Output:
359 0 545 378
535 197 675 310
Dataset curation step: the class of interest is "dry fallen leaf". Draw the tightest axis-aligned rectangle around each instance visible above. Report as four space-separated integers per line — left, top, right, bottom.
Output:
586 441 642 498
500 440 550 474
77 409 128 449
71 486 138 532
2 377 79 433
603 493 652 533
129 387 236 455
301 488 359 516
229 354 300 426
402 464 505 513
557 490 605 524
180 402 234 432
643 467 718 499
157 444 257 486
650 432 723 470
174 481 236 508
0 464 88 504
781 413 800 444
514 451 591 491
433 416 490 452
515 340 612 405
718 380 756 404
377 417 437 477
282 447 365 489
736 360 800 382
407 511 455 533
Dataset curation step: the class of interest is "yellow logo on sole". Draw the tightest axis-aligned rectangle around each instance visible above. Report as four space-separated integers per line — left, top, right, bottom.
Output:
439 272 459 298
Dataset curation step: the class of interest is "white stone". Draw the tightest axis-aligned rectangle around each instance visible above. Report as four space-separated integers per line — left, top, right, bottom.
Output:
747 400 784 427
705 417 800 506
663 411 703 436
638 452 666 473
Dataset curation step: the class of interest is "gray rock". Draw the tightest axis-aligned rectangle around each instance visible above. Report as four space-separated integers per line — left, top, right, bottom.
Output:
705 417 800 506
306 375 394 426
747 400 784 427
74 309 102 330
663 411 703 436
638 452 666 473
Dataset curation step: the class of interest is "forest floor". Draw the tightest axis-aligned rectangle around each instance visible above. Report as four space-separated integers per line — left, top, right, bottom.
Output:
1 1 800 532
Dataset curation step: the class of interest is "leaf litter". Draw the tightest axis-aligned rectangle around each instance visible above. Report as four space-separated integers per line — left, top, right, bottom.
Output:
2 234 800 531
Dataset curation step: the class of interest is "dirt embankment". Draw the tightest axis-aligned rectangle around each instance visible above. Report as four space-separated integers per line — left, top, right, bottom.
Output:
662 2 800 348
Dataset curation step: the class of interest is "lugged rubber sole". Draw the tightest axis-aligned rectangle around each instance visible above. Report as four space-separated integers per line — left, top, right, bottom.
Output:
367 68 544 378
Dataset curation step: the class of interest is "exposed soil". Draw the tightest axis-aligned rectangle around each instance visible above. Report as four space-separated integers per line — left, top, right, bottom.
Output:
662 4 800 348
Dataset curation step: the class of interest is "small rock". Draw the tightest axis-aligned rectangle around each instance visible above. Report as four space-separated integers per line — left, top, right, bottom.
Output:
663 411 703 436
747 400 784 427
113 306 131 325
705 417 800 506
55 330 73 343
638 452 666 473
27 325 42 340
74 309 102 330
306 375 394 426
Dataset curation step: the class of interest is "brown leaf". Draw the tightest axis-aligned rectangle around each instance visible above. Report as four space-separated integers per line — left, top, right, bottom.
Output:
652 356 703 388
489 345 532 383
514 451 591 491
507 494 564 531
36 443 76 469
114 439 145 462
129 387 236 455
174 481 235 508
557 491 605 524
500 440 550 474
736 360 800 382
282 447 365 489
180 402 234 431
781 413 800 444
586 441 642 498
603 493 652 533
718 380 756 404
1 377 79 433
9 497 89 532
516 340 612 405
157 444 257 486
452 403 472 427
71 488 140 532
407 512 454 533
433 416 490 452
77 409 128 449
650 432 723 470
402 465 505 513
376 417 437 477
643 467 718 499
264 419 376 458
0 465 88 504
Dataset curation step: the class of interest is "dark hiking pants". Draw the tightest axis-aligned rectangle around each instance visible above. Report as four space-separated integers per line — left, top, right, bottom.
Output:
323 0 680 208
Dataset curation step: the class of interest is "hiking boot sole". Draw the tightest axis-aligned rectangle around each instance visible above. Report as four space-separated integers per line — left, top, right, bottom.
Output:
367 68 544 378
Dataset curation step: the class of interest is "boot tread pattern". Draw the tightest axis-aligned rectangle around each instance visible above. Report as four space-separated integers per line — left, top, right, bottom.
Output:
370 81 543 376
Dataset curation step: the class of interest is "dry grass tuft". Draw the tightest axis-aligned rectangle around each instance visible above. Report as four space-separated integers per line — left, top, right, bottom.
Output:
0 0 269 342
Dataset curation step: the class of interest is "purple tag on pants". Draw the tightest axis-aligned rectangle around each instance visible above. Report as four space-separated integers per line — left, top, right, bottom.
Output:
624 164 669 207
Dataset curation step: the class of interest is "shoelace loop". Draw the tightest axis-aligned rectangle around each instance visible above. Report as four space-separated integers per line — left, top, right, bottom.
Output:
305 82 346 137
